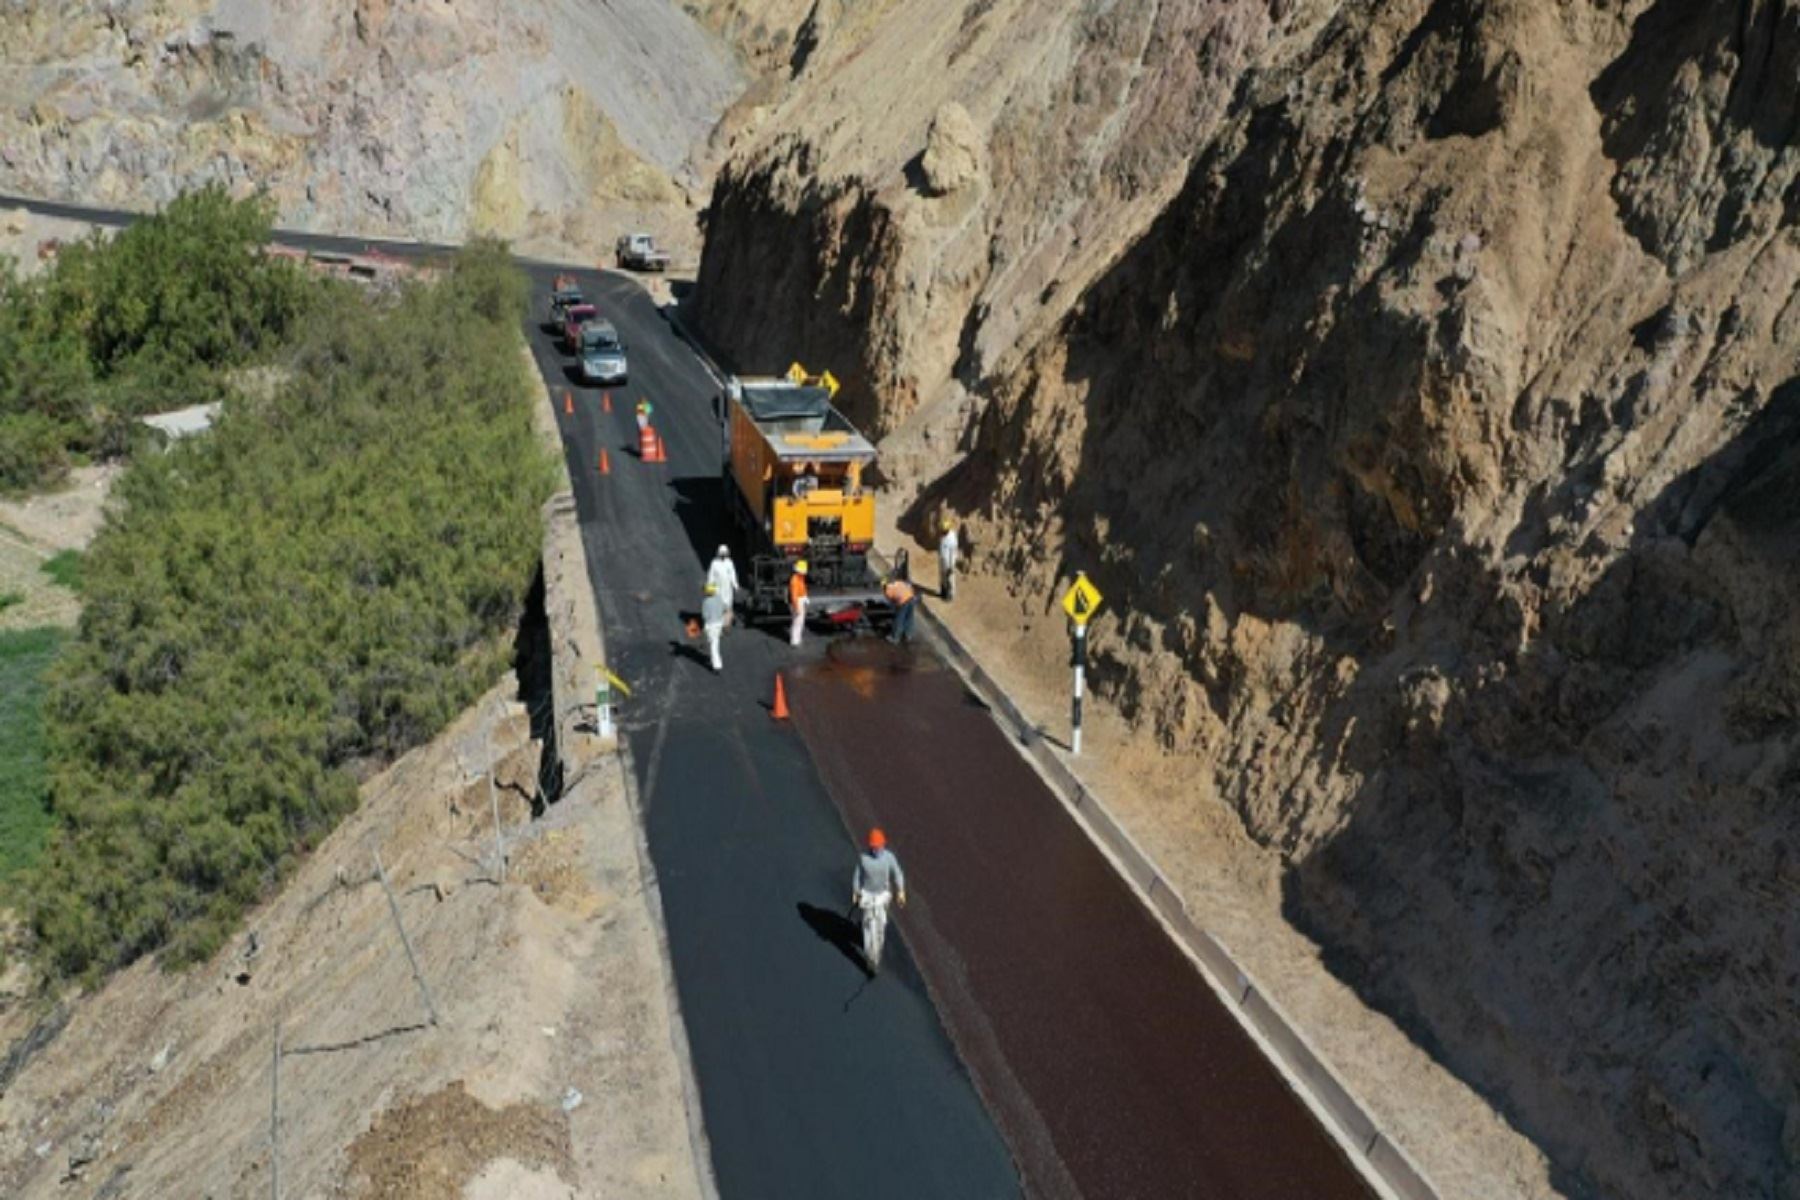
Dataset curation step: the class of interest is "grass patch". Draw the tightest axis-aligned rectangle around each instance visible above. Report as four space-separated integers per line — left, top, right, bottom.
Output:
0 627 64 882
0 591 21 612
39 549 82 593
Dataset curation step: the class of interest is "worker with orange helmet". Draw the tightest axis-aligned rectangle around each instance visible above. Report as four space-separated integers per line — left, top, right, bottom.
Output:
788 560 810 647
852 828 907 973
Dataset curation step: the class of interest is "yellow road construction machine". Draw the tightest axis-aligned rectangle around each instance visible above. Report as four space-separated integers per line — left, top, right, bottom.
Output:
723 364 886 625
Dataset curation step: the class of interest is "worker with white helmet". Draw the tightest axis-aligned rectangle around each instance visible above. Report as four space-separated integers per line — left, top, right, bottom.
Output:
788 560 809 647
706 544 740 607
938 516 959 601
701 582 728 672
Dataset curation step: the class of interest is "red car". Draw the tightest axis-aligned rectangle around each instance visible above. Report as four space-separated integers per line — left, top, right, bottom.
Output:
561 303 599 352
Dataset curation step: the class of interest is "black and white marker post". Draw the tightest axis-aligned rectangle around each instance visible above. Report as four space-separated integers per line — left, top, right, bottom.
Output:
1071 620 1087 756
1061 570 1102 757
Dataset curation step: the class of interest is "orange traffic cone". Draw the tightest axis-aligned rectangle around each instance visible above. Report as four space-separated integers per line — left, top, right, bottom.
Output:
598 448 610 475
564 389 573 415
602 392 612 414
650 430 667 463
639 425 658 460
685 616 700 639
771 673 790 721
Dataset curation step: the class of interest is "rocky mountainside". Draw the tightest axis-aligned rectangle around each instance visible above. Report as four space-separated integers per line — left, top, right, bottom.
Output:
695 1 1800 1197
0 0 744 258
691 0 1274 453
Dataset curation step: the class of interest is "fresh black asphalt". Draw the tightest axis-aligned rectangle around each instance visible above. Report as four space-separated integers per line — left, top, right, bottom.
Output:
523 267 1023 1200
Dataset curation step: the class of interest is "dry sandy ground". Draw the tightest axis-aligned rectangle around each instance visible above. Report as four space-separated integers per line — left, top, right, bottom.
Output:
0 208 94 277
0 464 117 633
878 512 1560 1200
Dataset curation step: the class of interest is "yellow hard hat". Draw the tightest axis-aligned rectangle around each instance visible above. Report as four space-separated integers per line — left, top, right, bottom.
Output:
942 516 954 530
704 583 717 595
794 560 809 575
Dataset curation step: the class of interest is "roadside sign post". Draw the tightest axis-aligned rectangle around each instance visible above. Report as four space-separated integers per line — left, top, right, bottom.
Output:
596 666 632 740
1060 572 1104 756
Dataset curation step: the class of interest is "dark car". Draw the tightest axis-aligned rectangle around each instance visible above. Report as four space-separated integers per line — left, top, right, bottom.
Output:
561 303 599 352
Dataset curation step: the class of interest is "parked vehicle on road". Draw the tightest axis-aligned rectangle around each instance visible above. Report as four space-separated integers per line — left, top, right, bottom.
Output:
615 233 671 272
579 320 628 385
560 303 599 352
546 274 584 328
722 363 886 628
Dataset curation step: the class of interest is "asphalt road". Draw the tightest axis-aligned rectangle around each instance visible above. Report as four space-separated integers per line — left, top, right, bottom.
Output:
524 266 1023 1200
528 271 1369 1200
4 193 1379 1199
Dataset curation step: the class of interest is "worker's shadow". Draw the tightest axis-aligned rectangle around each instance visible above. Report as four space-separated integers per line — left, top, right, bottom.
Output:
666 639 712 671
797 902 873 980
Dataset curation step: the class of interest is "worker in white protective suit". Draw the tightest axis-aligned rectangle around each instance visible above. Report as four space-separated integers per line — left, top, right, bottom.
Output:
701 582 728 672
706 544 740 607
938 517 959 601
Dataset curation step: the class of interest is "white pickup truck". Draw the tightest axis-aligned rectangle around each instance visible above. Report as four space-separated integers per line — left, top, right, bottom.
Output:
614 232 672 273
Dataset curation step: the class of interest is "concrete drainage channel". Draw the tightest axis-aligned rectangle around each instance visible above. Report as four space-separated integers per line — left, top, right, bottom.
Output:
906 592 1439 1200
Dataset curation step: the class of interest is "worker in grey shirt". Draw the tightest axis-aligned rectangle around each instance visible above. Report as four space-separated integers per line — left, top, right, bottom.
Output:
701 582 728 672
852 828 907 972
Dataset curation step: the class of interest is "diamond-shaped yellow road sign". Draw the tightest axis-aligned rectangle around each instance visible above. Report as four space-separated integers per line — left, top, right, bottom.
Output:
1061 572 1103 624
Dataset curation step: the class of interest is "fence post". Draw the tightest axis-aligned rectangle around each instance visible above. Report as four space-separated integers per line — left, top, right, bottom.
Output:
487 728 506 884
373 849 440 1026
270 1021 282 1200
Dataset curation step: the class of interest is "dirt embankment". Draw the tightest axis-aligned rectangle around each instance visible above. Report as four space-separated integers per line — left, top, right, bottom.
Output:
0 0 745 262
0 357 705 1200
708 1 1800 1198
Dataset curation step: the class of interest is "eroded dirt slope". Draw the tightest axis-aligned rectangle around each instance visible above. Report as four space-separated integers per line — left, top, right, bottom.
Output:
0 684 702 1200
0 0 745 260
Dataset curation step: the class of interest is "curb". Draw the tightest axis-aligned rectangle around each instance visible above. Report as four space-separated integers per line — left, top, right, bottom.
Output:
900 577 1439 1200
527 345 720 1200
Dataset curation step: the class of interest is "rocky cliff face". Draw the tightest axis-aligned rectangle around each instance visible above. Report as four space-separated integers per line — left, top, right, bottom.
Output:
0 0 744 257
965 3 1800 1197
699 0 1800 1197
692 0 1274 449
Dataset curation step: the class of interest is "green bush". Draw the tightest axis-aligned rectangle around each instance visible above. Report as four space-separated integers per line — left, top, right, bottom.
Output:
0 187 318 491
26 241 554 977
0 627 64 884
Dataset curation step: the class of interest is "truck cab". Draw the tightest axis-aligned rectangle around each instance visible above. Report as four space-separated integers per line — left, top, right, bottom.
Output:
614 233 671 273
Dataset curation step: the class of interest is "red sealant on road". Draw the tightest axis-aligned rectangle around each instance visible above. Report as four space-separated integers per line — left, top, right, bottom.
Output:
790 644 1374 1200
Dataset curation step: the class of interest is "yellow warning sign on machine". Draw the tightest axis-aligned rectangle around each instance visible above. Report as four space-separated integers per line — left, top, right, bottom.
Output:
1060 572 1104 625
